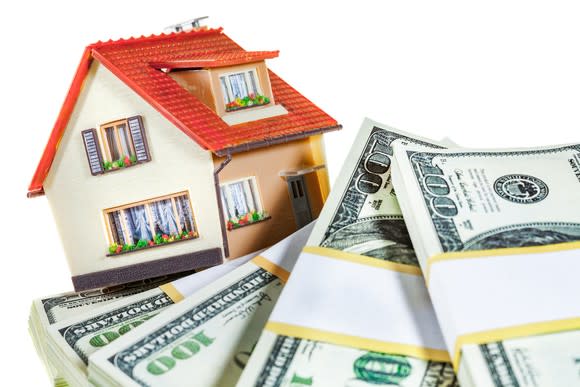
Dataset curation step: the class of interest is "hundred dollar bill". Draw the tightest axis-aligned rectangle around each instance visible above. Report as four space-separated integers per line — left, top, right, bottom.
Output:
237 331 456 387
310 119 444 264
460 331 580 387
87 224 313 387
392 143 580 386
392 143 580 258
44 251 259 386
237 119 458 387
29 272 193 387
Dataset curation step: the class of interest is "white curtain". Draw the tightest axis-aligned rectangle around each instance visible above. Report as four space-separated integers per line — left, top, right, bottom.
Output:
248 71 259 95
220 77 231 104
221 179 260 219
175 195 195 232
125 206 152 243
110 212 126 245
151 199 179 235
242 180 256 212
229 73 248 99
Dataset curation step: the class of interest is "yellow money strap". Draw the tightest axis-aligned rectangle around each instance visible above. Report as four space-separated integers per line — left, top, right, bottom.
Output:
426 240 580 284
159 283 184 303
452 317 580 372
266 321 450 363
302 246 422 276
251 255 291 283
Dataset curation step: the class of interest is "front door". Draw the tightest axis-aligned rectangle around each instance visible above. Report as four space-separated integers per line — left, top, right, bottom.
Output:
286 175 313 228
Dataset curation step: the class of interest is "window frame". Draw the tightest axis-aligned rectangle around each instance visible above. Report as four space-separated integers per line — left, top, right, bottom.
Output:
219 68 262 105
103 191 198 254
219 176 270 230
100 118 136 163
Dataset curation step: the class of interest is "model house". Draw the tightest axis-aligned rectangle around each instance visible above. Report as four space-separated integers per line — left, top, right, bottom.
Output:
28 27 340 291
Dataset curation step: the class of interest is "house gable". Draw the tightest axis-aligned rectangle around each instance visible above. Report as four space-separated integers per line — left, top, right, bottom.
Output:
44 60 223 277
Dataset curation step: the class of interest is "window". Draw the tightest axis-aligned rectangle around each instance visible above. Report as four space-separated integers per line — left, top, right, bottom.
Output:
219 69 270 112
220 177 269 230
105 192 198 255
102 119 134 162
81 115 151 175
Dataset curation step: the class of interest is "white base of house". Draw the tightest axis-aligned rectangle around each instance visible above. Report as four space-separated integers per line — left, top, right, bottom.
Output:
222 104 288 126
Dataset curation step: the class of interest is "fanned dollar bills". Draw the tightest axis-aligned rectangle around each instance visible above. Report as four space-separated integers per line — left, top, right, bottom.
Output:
392 143 580 386
31 253 255 386
29 272 195 387
87 224 313 386
237 119 458 387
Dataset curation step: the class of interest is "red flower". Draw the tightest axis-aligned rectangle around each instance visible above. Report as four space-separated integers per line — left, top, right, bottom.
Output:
162 234 169 240
115 246 123 254
148 240 155 246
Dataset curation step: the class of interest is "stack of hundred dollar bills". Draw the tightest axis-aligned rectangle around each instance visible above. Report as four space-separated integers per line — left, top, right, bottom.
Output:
29 118 580 386
391 140 580 386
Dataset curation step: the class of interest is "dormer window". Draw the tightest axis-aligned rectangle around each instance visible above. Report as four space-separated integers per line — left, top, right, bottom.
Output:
165 57 287 124
219 69 270 112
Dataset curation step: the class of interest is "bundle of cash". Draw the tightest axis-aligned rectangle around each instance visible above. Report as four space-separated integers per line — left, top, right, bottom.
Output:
31 253 256 386
236 119 458 387
392 142 580 386
29 272 197 387
87 223 313 386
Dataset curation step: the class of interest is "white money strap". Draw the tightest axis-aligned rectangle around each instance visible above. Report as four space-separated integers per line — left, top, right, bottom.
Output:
159 250 260 302
251 222 315 282
426 242 580 370
266 246 450 362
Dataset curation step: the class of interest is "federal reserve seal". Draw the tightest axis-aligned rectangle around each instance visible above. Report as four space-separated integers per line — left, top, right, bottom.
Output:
493 174 549 204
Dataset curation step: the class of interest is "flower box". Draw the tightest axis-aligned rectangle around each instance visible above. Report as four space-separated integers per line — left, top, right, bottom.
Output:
225 94 270 112
103 155 138 172
227 210 270 231
107 230 198 257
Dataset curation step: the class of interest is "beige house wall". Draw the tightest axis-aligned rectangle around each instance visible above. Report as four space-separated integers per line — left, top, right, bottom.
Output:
169 69 216 111
214 136 329 259
44 61 224 277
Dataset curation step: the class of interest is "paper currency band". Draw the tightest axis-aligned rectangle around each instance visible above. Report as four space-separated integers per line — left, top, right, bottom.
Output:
453 317 580 372
302 246 422 276
425 240 580 284
266 321 450 363
425 241 580 371
251 255 291 282
265 246 448 362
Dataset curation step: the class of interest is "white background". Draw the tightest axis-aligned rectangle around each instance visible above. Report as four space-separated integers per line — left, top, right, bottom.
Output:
1 1 580 385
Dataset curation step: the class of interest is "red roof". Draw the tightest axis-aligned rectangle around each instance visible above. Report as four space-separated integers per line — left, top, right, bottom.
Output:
28 28 339 197
149 50 279 69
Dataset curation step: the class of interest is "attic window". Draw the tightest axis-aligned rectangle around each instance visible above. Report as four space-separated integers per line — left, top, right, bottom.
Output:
219 69 270 112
